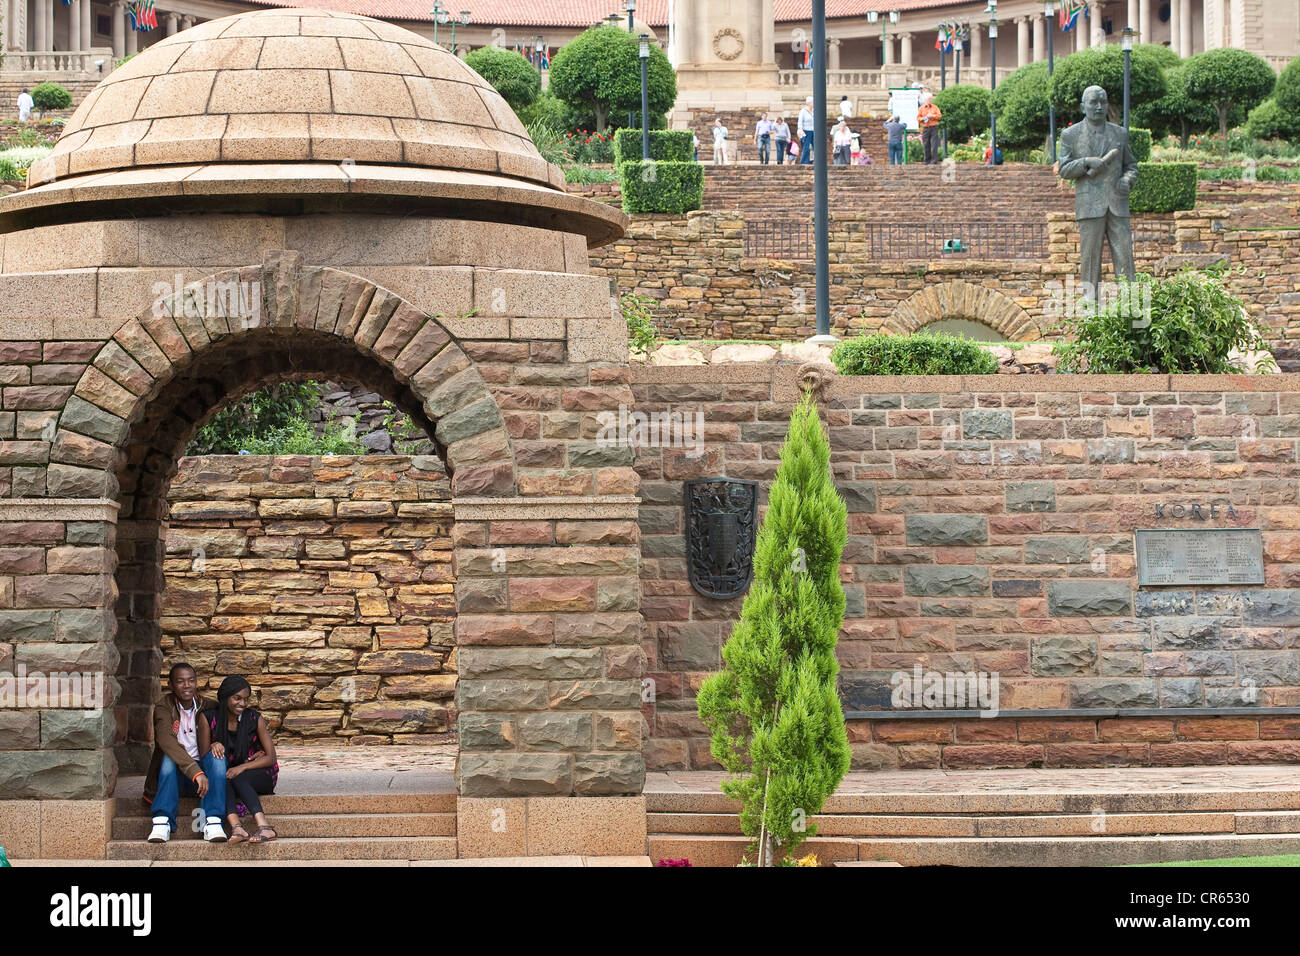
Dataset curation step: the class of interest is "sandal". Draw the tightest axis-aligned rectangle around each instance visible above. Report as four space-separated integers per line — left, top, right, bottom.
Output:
250 826 277 844
228 825 250 844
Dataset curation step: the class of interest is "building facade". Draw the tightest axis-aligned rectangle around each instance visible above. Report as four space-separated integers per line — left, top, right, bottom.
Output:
2 0 1296 114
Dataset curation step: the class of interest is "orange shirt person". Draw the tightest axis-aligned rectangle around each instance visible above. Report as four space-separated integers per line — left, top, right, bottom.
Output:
918 98 942 165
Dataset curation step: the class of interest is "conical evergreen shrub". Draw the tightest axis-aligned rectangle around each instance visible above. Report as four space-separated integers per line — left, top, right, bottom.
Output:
696 393 852 862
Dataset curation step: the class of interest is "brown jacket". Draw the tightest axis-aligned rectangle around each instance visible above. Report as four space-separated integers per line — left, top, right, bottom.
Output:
143 691 214 800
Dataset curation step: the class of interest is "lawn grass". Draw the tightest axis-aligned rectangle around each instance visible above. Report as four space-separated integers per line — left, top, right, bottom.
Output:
1138 854 1300 867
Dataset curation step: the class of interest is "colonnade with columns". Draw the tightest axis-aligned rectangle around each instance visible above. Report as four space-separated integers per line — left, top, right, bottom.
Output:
5 0 201 70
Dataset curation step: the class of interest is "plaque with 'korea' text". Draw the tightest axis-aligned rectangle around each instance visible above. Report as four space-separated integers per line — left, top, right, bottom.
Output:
1135 529 1265 586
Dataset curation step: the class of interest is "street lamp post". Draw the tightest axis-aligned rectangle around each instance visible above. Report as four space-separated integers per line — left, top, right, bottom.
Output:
1122 26 1136 130
535 36 545 79
988 4 998 158
867 9 900 67
639 35 651 160
1046 1 1056 163
955 25 962 84
810 0 832 343
449 9 470 54
430 1 444 45
625 2 637 131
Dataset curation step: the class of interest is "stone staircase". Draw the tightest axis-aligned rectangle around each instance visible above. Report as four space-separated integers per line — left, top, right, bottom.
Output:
0 76 100 118
647 769 1300 866
107 781 458 862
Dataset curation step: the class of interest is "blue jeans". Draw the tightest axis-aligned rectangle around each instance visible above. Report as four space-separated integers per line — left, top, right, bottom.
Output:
889 142 904 165
151 753 227 832
799 133 813 164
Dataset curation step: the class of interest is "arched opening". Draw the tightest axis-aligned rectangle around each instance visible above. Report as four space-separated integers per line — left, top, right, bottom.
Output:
918 318 1009 343
887 279 1041 342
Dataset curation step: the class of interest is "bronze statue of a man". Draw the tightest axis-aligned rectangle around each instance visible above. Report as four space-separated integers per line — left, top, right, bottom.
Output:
1058 85 1140 297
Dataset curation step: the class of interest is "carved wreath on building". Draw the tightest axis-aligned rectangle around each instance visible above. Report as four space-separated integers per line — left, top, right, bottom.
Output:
713 27 744 61
685 479 758 600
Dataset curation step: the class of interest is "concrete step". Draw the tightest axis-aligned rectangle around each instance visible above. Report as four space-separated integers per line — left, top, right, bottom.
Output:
106 835 458 862
114 791 456 816
648 832 1300 867
645 789 1300 815
113 812 456 841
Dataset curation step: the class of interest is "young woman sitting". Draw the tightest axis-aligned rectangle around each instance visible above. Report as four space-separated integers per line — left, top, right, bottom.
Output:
198 675 280 845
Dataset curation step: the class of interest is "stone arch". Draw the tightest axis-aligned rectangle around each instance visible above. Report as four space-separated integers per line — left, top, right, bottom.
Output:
51 256 516 769
887 280 1041 342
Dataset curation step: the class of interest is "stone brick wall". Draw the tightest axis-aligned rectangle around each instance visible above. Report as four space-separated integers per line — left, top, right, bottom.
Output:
162 455 455 745
633 364 1300 771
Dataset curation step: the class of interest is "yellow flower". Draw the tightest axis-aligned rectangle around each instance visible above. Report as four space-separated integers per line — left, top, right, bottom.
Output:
796 853 819 867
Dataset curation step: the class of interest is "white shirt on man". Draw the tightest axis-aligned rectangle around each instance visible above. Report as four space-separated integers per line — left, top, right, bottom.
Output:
17 92 33 121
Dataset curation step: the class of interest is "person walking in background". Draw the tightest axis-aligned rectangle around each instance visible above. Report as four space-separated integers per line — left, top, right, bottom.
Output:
798 96 816 164
884 114 906 165
17 88 32 123
755 112 773 165
839 95 853 121
711 118 729 165
692 131 699 162
918 92 942 165
773 116 792 166
832 119 854 166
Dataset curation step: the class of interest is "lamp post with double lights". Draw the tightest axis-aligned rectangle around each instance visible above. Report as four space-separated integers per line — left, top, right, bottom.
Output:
534 36 545 79
866 9 900 67
639 34 651 159
1046 1 1056 162
430 2 444 46
1122 26 1137 130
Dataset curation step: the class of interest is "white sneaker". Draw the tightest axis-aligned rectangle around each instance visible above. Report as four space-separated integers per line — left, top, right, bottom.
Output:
203 819 227 843
147 817 170 843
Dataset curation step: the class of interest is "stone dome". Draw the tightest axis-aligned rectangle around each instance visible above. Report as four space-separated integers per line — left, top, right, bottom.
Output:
11 8 624 245
30 9 548 188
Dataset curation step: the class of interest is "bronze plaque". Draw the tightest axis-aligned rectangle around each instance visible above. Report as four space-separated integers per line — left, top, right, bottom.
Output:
1135 529 1265 586
684 479 758 600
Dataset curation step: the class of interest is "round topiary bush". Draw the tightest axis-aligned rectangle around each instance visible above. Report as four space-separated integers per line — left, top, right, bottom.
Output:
1050 44 1169 123
1245 98 1300 143
30 82 72 114
463 46 541 113
1183 48 1276 141
990 61 1051 151
933 84 992 143
1273 56 1300 122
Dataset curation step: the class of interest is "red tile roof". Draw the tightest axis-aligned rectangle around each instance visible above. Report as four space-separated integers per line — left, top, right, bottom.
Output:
247 0 966 27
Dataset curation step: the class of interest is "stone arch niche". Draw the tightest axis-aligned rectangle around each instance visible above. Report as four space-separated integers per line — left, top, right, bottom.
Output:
0 8 646 859
888 280 1041 342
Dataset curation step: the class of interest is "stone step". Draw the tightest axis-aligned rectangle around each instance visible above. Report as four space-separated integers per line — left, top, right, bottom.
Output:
114 791 456 817
105 835 458 862
645 789 1300 815
112 812 456 841
649 810 1255 838
648 832 1300 867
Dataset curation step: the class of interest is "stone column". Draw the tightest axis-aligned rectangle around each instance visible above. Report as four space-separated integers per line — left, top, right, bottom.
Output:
1139 0 1151 46
827 36 841 70
34 0 48 53
900 32 913 66
1076 15 1088 51
111 1 125 58
969 22 982 71
11 0 28 52
165 12 178 36
126 22 137 55
1128 0 1140 31
1017 16 1030 66
1170 0 1181 53
69 0 81 54
1090 2 1104 46
1033 13 1045 61
80 0 92 54
1180 0 1193 54
182 14 195 30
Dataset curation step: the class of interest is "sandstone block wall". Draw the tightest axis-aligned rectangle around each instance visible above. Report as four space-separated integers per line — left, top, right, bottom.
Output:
162 455 455 745
633 365 1300 771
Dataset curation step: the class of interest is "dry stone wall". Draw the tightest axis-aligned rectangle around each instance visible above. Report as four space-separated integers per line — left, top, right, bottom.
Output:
162 455 455 745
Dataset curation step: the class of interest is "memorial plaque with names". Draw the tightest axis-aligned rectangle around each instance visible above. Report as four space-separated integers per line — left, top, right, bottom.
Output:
1135 529 1265 586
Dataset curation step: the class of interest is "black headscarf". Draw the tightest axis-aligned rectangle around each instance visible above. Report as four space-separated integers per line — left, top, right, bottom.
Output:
211 675 256 764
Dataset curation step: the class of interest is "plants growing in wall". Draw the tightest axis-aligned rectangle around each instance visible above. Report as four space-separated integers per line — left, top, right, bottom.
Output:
622 291 658 357
830 330 999 376
697 394 851 866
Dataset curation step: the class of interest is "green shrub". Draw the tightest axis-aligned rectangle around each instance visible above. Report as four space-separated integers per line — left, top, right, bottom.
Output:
1274 56 1300 121
830 331 999 376
525 119 573 166
189 382 321 455
934 84 991 143
1184 48 1276 142
0 158 22 182
990 61 1051 150
1245 99 1300 143
1129 162 1197 212
619 160 703 214
568 129 615 164
622 291 658 356
1128 127 1153 162
30 82 72 114
464 46 540 112
237 417 366 456
696 394 851 864
1053 269 1272 374
1050 45 1170 123
1133 65 1224 147
612 128 694 165
516 89 567 129
549 25 677 133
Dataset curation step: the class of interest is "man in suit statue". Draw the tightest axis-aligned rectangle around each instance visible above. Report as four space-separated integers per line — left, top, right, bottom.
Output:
1058 86 1140 299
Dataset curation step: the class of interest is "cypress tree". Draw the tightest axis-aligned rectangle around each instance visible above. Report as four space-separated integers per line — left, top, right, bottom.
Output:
696 393 852 864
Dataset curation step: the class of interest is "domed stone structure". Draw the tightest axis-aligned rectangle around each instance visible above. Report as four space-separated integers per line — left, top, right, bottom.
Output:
0 8 644 860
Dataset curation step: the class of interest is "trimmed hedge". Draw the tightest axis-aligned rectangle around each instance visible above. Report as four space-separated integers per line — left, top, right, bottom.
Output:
830 331 999 376
613 128 694 165
1128 127 1153 162
619 160 704 214
1129 162 1198 213
31 82 72 113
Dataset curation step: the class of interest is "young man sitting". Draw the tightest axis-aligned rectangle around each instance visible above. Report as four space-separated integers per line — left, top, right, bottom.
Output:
144 663 228 843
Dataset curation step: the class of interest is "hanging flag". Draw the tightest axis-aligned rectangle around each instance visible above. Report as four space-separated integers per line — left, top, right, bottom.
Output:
935 22 953 54
1060 0 1088 32
540 47 550 70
